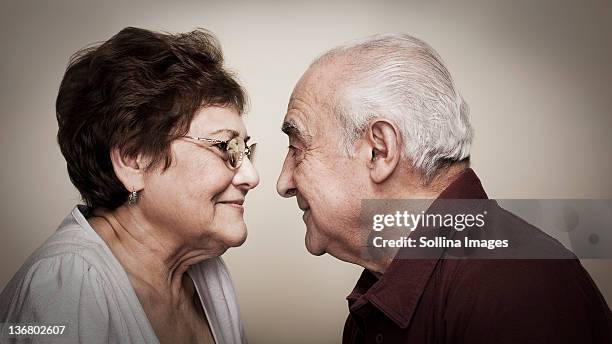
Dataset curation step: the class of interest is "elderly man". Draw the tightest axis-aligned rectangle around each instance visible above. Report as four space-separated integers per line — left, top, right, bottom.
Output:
277 34 611 343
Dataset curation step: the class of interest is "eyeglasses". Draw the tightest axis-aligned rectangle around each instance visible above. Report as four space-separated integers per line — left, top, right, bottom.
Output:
183 135 256 170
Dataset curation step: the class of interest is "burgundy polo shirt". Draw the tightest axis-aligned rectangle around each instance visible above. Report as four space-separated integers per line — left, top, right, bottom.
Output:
343 168 611 343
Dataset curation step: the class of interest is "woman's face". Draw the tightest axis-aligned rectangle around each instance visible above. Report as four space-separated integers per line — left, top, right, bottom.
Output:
139 106 259 256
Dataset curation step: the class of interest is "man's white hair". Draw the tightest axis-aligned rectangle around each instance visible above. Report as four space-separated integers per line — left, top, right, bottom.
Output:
313 34 473 180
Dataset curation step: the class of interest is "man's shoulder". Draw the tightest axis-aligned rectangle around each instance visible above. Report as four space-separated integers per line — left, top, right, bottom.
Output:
438 257 611 342
480 200 576 259
439 201 607 315
441 257 608 317
448 257 586 289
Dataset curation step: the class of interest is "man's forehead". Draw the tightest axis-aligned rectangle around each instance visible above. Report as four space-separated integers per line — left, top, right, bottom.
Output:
291 65 340 105
286 75 336 123
282 61 349 140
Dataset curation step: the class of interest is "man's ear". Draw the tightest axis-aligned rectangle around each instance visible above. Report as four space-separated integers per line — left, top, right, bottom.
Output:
110 148 146 193
365 119 402 184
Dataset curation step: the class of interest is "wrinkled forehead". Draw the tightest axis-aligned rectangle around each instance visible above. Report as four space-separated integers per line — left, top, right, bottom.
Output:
284 64 345 139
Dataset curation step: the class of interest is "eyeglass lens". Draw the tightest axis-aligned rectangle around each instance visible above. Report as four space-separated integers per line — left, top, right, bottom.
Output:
225 138 256 169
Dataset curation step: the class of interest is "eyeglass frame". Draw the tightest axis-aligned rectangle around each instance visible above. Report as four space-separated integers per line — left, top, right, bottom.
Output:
182 135 256 170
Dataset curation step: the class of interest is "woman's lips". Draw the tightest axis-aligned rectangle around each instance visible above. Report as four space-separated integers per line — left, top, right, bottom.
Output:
217 200 245 211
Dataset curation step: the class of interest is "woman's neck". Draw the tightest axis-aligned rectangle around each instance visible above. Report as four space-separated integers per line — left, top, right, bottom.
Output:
87 205 213 299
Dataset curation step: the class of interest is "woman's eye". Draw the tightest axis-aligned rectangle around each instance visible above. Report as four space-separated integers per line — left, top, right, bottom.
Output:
214 143 228 152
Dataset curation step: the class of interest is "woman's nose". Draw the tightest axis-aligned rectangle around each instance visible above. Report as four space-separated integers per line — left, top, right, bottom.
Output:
233 156 259 190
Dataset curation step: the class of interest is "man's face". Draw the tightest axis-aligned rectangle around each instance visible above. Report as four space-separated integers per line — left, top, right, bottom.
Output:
276 64 367 259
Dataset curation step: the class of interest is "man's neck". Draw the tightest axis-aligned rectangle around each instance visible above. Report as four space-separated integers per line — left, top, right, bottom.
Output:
396 162 469 198
365 163 470 274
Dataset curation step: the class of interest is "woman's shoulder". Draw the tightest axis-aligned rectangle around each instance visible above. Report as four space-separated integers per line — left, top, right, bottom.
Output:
0 206 159 342
0 207 116 318
0 250 113 339
8 206 117 281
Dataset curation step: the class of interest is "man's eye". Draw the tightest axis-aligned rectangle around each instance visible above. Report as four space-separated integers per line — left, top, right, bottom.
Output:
288 145 303 161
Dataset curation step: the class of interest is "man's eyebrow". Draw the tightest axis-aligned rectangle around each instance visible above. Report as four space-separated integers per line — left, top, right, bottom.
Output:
281 120 311 145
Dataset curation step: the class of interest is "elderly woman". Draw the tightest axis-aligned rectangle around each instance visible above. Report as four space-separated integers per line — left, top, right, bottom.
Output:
0 27 258 343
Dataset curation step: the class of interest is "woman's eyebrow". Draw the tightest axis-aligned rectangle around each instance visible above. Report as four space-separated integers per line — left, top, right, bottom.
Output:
208 129 251 143
209 129 242 138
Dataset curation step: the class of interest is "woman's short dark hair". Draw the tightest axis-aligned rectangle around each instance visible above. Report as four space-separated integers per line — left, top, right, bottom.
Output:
56 27 246 210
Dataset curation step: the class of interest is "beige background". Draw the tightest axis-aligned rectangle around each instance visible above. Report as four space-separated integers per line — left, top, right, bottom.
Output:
1 1 611 343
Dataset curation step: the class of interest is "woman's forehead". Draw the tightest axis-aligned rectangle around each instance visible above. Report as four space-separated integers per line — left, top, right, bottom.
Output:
189 106 247 137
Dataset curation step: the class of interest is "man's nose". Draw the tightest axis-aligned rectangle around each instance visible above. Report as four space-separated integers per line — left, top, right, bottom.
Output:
276 158 297 198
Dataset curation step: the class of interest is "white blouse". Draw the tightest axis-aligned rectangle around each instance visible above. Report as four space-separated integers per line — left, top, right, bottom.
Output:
0 206 248 344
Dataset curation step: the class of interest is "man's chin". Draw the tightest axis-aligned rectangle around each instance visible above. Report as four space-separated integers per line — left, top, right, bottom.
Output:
304 235 326 256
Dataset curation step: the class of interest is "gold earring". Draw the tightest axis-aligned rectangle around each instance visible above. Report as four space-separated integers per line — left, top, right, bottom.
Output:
128 189 139 205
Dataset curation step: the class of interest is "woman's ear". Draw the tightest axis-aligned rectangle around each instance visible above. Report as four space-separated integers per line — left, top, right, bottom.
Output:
365 119 402 184
110 148 146 192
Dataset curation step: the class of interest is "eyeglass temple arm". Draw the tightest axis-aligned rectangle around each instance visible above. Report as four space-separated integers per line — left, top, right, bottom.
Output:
184 135 225 144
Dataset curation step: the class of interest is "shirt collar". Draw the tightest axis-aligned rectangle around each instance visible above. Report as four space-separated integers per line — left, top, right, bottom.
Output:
346 168 488 328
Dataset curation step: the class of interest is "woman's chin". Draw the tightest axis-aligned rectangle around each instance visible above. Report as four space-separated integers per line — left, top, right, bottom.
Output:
192 223 247 256
220 226 248 249
227 232 248 248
